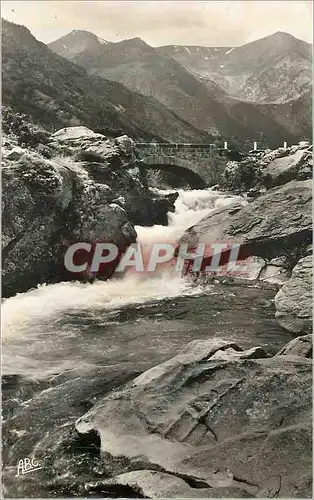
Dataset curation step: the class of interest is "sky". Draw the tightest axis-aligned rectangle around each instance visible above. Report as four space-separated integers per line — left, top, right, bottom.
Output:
1 0 313 47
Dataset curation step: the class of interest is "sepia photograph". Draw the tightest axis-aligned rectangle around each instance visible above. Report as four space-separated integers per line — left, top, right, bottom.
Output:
1 0 313 498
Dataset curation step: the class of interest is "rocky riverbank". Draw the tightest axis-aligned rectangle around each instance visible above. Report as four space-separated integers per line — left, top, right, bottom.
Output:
3 334 312 498
179 141 313 336
2 124 177 297
2 118 312 498
219 141 312 193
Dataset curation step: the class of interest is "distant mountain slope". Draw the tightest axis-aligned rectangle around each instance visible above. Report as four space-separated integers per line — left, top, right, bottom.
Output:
159 32 312 104
48 29 112 59
2 20 210 143
262 90 312 139
49 31 230 136
48 30 303 146
49 31 152 68
159 45 234 90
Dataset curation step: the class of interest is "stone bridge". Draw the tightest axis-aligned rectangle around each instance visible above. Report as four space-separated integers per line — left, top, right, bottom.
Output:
135 143 228 188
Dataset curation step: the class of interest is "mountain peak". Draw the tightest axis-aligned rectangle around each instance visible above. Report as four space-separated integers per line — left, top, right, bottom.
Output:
273 31 293 37
48 29 110 58
67 29 107 42
3 18 311 146
118 36 151 48
257 30 309 47
127 36 145 42
270 31 300 42
69 29 93 36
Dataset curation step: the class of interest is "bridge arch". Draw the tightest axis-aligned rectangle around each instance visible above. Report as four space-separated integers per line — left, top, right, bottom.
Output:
139 156 207 189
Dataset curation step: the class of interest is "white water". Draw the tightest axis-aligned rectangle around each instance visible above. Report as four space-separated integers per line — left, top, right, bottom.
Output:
144 188 246 243
2 189 246 338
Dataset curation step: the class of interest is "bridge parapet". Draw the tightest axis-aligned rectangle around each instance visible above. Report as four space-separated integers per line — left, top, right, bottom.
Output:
136 143 219 160
135 143 228 187
135 142 216 150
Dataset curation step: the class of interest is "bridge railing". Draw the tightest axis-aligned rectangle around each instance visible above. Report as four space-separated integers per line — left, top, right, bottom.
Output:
135 143 217 149
135 141 293 151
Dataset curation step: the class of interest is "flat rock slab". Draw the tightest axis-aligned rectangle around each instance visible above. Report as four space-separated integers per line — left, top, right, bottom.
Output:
261 149 311 188
275 255 313 334
76 338 312 498
180 180 312 260
90 470 252 498
51 126 105 141
276 334 312 358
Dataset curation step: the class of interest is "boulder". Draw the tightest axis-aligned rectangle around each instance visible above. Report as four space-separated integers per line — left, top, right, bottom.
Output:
50 127 176 226
258 265 290 289
298 141 310 148
2 127 178 295
275 255 312 334
189 255 267 287
50 127 125 165
219 158 262 192
89 471 252 498
2 154 137 296
3 146 27 161
261 149 312 188
114 134 135 156
259 148 289 167
276 334 312 358
179 180 312 261
51 126 104 141
75 338 312 498
269 256 288 267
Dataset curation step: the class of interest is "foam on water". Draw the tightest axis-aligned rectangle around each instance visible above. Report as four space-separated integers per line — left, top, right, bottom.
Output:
3 188 245 337
139 188 245 244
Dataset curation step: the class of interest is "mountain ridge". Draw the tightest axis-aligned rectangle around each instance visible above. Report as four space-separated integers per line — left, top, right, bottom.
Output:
159 31 312 103
2 19 213 143
2 20 311 146
48 28 309 145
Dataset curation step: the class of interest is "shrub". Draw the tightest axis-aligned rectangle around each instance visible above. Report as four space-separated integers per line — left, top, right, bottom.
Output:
2 106 50 148
146 169 164 188
220 157 262 192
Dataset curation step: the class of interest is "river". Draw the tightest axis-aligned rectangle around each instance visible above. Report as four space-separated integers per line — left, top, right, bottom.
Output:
3 188 292 382
2 187 296 498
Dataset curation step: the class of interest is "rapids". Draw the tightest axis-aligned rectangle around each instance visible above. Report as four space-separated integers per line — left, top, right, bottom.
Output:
2 188 292 379
2 188 245 332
